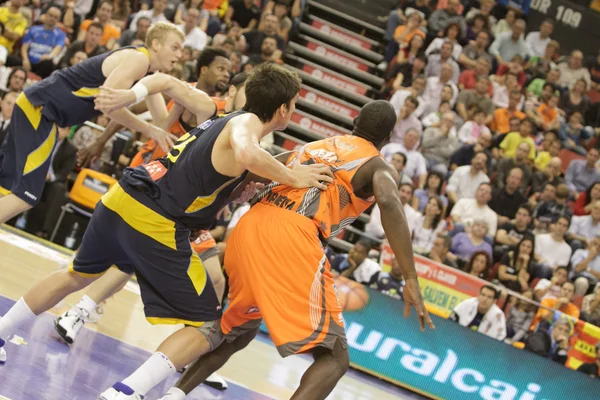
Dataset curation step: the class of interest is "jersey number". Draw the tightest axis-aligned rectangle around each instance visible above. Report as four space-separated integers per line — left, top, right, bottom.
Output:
167 132 197 164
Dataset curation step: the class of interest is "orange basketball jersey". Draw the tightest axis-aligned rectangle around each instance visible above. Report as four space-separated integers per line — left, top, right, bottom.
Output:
257 135 381 240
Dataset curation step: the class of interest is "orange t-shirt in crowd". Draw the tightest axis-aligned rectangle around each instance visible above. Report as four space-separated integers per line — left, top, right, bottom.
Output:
393 26 426 46
80 19 121 46
491 108 526 134
537 103 558 125
530 297 580 331
204 0 224 9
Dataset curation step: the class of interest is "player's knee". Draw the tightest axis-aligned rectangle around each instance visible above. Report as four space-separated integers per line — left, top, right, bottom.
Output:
197 320 224 351
313 339 349 377
232 327 259 351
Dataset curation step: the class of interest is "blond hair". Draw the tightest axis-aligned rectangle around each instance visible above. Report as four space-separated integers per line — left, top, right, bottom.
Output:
145 22 184 48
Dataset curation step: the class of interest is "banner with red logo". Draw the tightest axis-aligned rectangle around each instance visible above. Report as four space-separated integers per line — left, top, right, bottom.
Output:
311 20 373 50
298 88 360 119
290 112 348 138
302 65 368 95
305 42 370 72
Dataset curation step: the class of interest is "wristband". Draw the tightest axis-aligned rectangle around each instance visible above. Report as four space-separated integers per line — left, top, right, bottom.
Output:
131 83 149 104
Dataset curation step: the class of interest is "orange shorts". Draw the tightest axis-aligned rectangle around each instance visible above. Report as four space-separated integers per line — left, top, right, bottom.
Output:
130 140 168 168
222 203 347 357
191 230 219 261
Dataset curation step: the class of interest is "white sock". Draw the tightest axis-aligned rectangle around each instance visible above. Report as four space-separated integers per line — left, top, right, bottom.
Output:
0 297 36 342
74 295 97 316
121 352 176 395
163 387 186 400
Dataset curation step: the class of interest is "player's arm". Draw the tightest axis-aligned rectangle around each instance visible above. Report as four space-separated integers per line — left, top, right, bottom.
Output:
229 114 333 190
370 158 435 332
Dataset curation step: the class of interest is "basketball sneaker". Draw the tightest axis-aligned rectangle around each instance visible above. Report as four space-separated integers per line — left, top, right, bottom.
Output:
54 307 89 344
0 345 6 364
98 383 144 399
203 373 228 391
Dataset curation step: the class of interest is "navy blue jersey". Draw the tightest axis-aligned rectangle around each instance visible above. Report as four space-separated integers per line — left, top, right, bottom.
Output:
24 46 149 127
119 111 249 230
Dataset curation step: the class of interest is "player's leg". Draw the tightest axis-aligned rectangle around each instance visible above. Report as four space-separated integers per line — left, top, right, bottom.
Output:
0 194 31 224
202 253 225 302
55 267 132 344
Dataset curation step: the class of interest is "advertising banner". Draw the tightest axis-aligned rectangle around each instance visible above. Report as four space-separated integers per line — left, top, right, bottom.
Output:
290 112 349 138
305 42 370 72
302 65 368 95
298 87 360 119
310 19 373 50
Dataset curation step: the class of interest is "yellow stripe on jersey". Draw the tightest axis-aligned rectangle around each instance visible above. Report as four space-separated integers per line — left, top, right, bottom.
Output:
101 183 178 250
185 177 238 214
136 46 150 59
72 87 100 98
187 252 207 295
0 186 12 196
23 124 57 175
16 92 43 130
68 262 107 278
146 317 206 327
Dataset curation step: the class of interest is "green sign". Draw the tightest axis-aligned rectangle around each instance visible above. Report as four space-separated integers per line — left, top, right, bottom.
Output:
260 288 600 399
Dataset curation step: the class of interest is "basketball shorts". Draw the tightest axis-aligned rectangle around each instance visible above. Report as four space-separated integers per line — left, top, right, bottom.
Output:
221 203 347 357
70 183 222 326
0 93 57 206
191 230 219 261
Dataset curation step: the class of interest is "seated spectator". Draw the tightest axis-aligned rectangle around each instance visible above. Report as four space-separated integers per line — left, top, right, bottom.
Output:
492 8 516 37
457 106 491 146
455 77 494 126
117 16 150 48
581 286 600 326
65 50 88 68
574 182 600 216
451 182 497 237
534 266 569 301
78 1 120 49
24 127 77 239
525 19 554 58
412 171 448 213
59 22 107 68
495 204 533 258
420 101 453 130
505 289 537 344
175 0 208 28
557 50 591 90
464 13 488 44
260 0 293 41
534 183 573 232
0 67 27 97
21 5 65 79
492 72 524 110
178 8 208 52
577 342 600 378
381 128 427 187
389 95 422 143
451 220 493 262
365 183 420 238
535 217 572 278
530 282 580 330
425 22 463 60
565 148 600 197
412 196 446 255
536 92 561 132
332 240 382 285
497 235 536 293
489 19 531 66
534 132 557 171
388 48 426 94
389 151 413 185
111 0 131 30
245 13 285 53
450 285 507 340
248 35 281 64
389 77 427 120
559 78 591 120
459 31 492 69
425 41 460 84
0 90 16 145
130 0 169 30
211 24 248 54
530 158 563 197
491 89 526 136
427 0 466 40
499 118 536 161
525 82 555 127
458 57 491 92
446 152 490 203
449 131 492 171
496 55 527 88
226 0 261 32
392 12 426 48
527 68 560 98
462 250 491 280
571 235 600 296
465 0 496 28
421 64 459 116
0 0 28 59
419 112 458 175
496 143 532 193
426 234 458 268
559 111 590 156
490 168 527 225
525 318 573 365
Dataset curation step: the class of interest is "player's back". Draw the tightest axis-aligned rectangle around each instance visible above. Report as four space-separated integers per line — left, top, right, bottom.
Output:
117 111 248 230
256 135 381 240
24 46 149 127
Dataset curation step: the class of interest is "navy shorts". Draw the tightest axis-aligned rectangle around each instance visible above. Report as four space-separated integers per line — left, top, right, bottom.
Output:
0 93 57 206
71 184 222 326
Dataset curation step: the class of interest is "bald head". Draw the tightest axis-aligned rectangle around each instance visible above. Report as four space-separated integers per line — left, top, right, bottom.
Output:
353 100 397 149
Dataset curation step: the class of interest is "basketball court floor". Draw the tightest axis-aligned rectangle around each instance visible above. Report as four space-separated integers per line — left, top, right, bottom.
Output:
0 225 426 399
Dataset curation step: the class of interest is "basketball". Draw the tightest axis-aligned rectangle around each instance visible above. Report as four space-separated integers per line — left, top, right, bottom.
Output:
334 276 370 311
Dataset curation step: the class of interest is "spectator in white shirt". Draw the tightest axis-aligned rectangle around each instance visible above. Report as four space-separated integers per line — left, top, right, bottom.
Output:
489 19 532 65
366 183 420 238
422 63 459 116
525 19 554 58
557 50 592 89
568 202 600 251
534 266 569 301
335 240 382 285
381 128 427 187
413 196 447 254
390 95 422 144
389 76 427 118
178 8 208 51
571 235 600 296
451 182 498 238
130 0 169 31
446 151 490 203
424 41 460 83
535 216 572 278
450 285 507 341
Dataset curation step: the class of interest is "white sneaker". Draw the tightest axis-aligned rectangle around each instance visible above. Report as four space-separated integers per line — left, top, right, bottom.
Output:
0 346 6 364
204 373 228 391
88 304 105 324
54 307 88 344
98 384 144 399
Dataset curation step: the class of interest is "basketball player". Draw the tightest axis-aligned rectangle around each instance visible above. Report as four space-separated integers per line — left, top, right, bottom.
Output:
158 100 435 400
0 22 183 225
0 64 333 400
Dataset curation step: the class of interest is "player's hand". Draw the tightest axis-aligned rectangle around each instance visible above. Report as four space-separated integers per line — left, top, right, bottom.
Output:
291 158 334 190
146 124 177 153
77 138 105 167
94 86 137 113
235 181 264 204
403 277 435 332
216 205 232 220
